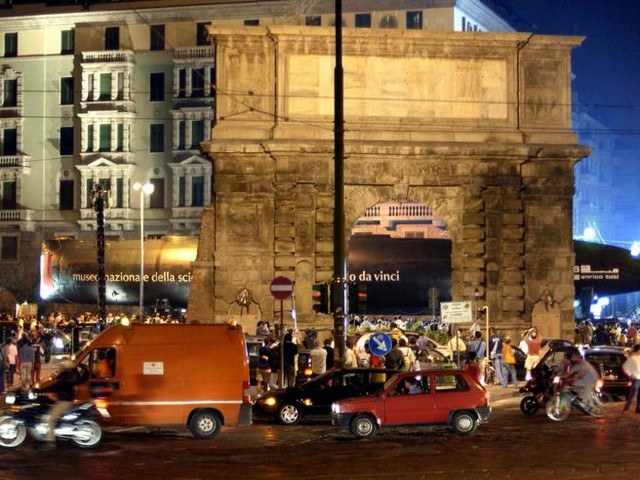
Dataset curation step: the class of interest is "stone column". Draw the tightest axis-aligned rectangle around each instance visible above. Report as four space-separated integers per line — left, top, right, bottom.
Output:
81 71 89 101
185 67 192 97
187 204 217 322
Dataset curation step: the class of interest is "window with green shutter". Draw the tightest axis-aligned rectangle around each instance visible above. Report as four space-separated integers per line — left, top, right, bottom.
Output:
99 124 111 151
99 73 111 100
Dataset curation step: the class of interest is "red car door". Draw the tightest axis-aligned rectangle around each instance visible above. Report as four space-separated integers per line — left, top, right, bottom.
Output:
432 372 479 423
382 374 436 426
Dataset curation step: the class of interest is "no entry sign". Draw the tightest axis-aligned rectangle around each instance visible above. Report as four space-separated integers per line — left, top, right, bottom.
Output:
270 276 293 300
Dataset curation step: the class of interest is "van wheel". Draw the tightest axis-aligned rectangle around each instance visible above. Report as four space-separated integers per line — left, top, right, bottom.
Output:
189 410 221 439
277 404 301 425
451 411 477 435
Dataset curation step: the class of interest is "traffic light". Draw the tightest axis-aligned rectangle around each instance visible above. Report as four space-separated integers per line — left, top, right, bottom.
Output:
312 283 329 313
348 282 368 313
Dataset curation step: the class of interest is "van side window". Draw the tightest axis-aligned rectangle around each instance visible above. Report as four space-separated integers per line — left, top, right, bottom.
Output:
92 347 116 379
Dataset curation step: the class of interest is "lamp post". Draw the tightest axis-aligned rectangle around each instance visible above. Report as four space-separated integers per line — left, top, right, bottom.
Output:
133 182 154 320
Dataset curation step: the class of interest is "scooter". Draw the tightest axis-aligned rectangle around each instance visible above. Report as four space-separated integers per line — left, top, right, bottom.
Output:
545 375 605 421
0 390 107 449
519 364 555 415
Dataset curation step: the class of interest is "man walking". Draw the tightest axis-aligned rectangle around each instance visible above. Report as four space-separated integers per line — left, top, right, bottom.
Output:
2 336 18 390
17 334 35 390
309 339 327 377
622 344 640 413
282 332 298 388
489 328 504 386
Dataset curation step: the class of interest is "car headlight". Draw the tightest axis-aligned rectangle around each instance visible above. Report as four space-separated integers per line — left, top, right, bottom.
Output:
4 392 16 405
53 337 64 349
331 402 342 415
261 397 277 407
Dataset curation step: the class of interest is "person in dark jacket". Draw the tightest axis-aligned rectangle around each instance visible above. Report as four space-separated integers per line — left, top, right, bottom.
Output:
323 338 335 370
385 339 405 371
282 333 298 388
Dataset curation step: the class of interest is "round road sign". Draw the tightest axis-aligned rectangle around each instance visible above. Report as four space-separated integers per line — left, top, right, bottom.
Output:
368 332 392 357
270 276 294 300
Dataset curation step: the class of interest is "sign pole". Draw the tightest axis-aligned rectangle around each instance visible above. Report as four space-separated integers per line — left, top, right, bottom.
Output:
279 299 284 388
269 276 294 388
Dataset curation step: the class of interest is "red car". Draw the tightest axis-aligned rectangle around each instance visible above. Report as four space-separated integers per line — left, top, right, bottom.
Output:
331 369 491 438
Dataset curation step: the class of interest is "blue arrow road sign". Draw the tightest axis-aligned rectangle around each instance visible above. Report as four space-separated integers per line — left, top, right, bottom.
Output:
368 332 392 356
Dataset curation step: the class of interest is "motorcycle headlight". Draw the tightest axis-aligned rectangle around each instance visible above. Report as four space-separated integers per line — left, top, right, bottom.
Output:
4 393 16 405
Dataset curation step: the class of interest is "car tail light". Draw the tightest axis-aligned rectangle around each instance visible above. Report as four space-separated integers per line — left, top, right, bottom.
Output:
242 380 251 404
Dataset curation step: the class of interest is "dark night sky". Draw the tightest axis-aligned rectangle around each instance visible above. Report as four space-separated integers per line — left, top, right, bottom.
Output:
489 0 640 147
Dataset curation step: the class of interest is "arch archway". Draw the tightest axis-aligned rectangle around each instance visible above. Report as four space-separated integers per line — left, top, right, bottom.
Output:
348 199 452 316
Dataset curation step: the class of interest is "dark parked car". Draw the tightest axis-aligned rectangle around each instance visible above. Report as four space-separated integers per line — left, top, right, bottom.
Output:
583 347 631 397
253 368 399 425
530 344 630 398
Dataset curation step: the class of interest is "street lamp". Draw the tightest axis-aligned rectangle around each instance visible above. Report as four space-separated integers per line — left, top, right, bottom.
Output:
133 182 154 320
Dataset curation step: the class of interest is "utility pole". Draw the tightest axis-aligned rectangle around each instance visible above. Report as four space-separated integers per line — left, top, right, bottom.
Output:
92 184 107 328
332 0 348 361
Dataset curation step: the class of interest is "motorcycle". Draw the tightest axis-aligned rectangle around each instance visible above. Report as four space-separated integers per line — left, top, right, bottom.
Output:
545 375 605 421
0 390 107 449
519 364 555 415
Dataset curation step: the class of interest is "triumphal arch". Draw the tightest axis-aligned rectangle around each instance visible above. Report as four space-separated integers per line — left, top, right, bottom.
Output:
188 26 589 339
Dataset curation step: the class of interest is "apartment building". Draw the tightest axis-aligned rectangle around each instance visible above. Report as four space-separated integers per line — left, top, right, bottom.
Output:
0 0 513 312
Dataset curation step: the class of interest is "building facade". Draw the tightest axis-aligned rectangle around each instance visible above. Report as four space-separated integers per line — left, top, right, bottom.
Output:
0 0 514 313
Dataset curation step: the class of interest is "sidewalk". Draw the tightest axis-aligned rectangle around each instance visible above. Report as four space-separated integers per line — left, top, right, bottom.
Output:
487 382 524 403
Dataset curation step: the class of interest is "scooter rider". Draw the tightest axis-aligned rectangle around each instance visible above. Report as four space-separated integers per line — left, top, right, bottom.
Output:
561 348 599 408
43 360 78 444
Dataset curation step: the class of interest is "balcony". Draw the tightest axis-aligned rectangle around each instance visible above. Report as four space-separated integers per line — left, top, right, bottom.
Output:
171 206 204 219
79 207 133 221
82 50 135 64
78 207 134 232
0 155 29 173
173 46 214 63
0 208 35 231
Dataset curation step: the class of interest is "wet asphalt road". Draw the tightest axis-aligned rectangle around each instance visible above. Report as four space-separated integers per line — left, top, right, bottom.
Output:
1 391 640 480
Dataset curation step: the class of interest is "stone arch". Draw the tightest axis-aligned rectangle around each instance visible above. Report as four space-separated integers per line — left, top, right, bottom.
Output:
192 26 589 341
347 194 455 314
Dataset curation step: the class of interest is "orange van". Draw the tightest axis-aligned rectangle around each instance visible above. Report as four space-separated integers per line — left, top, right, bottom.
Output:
39 323 252 438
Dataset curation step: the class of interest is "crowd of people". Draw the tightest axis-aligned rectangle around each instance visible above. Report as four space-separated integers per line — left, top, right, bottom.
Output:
1 329 49 393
